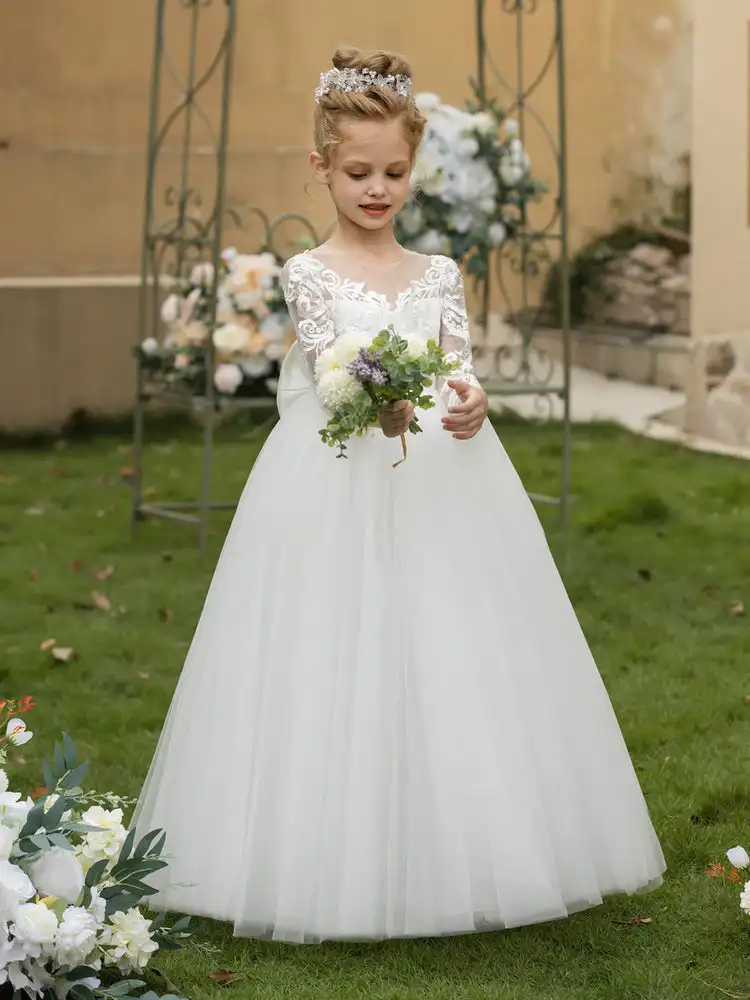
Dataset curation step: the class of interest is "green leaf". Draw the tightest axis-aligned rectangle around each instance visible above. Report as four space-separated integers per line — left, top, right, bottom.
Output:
42 794 67 830
60 761 89 790
66 966 99 982
69 986 95 1000
48 831 74 851
53 740 66 777
105 891 141 917
134 829 166 859
101 979 146 997
85 858 109 887
119 827 137 864
62 732 79 770
42 760 57 794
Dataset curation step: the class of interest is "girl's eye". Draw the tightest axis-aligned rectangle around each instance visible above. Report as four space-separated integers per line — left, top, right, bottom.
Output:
387 173 406 179
349 173 367 180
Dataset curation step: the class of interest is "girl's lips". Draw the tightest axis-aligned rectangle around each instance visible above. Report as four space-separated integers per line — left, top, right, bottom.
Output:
361 205 390 215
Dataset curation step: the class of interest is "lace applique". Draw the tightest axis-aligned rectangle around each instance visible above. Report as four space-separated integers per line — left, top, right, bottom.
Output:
280 256 336 371
438 257 480 391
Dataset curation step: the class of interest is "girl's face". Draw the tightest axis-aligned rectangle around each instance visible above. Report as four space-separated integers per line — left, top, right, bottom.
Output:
313 117 413 233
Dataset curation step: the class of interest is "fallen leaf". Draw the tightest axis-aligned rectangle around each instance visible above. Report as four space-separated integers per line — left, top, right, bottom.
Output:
120 467 135 481
40 638 56 652
92 476 105 486
51 647 76 663
95 510 107 518
93 566 115 582
92 592 112 613
158 608 174 624
29 569 39 581
138 672 150 680
54 468 70 478
207 970 243 986
614 916 653 927
730 601 745 617
744 695 750 703
71 560 85 572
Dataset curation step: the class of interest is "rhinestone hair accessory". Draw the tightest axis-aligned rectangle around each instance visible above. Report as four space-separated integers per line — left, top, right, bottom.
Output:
314 67 413 104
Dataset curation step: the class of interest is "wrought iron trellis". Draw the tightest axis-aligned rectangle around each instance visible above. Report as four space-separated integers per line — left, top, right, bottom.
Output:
474 0 572 523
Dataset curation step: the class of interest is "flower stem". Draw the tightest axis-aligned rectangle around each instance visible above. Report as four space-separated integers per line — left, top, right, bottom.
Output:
392 433 408 469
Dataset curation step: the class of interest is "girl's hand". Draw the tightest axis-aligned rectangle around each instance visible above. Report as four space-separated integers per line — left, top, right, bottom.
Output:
442 381 488 440
379 400 415 438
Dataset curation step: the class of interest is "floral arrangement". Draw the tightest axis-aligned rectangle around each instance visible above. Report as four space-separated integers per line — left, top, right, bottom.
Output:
0 699 188 1000
395 91 545 282
317 327 457 464
137 248 294 400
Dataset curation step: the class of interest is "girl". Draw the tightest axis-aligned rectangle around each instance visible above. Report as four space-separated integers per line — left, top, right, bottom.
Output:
135 47 665 944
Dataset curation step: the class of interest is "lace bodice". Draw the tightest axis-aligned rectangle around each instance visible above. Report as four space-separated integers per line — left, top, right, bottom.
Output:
280 251 479 398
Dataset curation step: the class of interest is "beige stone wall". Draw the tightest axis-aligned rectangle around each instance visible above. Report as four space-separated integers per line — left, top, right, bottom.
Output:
0 0 693 429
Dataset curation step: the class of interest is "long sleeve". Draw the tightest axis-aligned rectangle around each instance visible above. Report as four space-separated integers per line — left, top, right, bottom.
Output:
281 255 336 379
439 258 481 395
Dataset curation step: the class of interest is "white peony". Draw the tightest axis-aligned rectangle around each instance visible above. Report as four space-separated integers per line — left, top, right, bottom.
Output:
443 159 497 211
741 880 750 915
29 848 84 905
413 230 452 256
332 331 371 367
12 902 58 951
55 906 99 968
75 807 127 873
0 770 8 794
728 846 750 870
317 368 366 409
489 222 508 247
99 907 158 973
140 337 159 356
0 861 34 921
403 334 428 360
213 322 251 355
0 793 33 832
160 293 181 324
214 363 244 394
415 91 442 112
7 719 33 747
0 824 14 862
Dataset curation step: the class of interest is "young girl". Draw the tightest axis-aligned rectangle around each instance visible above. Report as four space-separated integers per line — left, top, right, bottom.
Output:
135 47 665 944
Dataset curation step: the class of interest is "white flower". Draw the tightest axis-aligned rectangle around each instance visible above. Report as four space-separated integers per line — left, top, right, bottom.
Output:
472 111 497 136
160 293 181 324
317 369 365 409
413 230 452 256
504 117 519 136
7 719 33 747
55 975 101 999
0 770 8 794
0 825 14 862
29 848 84 905
314 345 341 380
500 158 526 187
240 356 273 379
88 887 106 927
398 203 424 236
99 907 158 973
443 159 497 210
75 807 127 873
12 902 58 951
411 153 446 196
741 880 750 914
403 334 428 360
0 861 34 921
214 363 244 394
448 209 475 234
220 246 238 264
415 91 442 112
0 793 33 832
259 313 288 344
489 222 508 247
728 846 750 870
264 341 288 363
181 287 203 322
140 337 159 356
233 289 265 313
55 906 99 968
1 956 54 997
189 262 215 288
332 331 371 367
213 322 251 355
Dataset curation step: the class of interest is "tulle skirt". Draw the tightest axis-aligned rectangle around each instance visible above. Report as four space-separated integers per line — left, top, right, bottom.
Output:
134 373 665 944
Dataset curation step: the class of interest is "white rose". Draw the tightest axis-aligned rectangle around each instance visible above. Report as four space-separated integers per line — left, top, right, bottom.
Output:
398 203 424 237
0 793 33 832
728 846 750 870
0 861 33 921
413 230 452 256
13 902 58 950
55 906 99 968
6 719 33 747
332 331 371 367
29 848 84 905
140 337 159 356
403 334 428 360
99 907 158 974
415 91 442 112
0 824 14 862
317 368 365 409
741 880 750 915
160 293 181 324
259 313 288 344
489 222 508 247
214 363 244 394
0 769 9 794
75 807 126 873
213 322 251 355
240 356 273 379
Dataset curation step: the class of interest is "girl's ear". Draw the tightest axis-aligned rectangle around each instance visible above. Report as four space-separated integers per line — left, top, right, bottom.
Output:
310 151 331 186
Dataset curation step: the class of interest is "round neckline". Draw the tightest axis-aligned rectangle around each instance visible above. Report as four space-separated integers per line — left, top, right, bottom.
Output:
303 251 442 310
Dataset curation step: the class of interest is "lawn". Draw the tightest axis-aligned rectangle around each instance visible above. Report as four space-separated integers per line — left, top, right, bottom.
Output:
2 414 750 1000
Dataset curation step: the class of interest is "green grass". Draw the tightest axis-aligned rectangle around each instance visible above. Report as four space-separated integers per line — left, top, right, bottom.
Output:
2 415 750 1000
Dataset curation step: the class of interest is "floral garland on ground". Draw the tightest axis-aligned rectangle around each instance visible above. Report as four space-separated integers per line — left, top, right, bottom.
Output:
136 249 295 401
395 91 546 282
0 699 188 1000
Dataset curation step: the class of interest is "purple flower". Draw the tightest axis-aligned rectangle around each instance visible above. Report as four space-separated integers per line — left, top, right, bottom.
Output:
348 348 389 386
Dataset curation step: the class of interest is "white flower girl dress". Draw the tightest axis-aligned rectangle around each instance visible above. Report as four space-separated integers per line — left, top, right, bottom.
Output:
134 248 665 944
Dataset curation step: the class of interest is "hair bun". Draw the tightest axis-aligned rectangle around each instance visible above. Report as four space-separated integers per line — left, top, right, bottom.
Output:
331 47 412 80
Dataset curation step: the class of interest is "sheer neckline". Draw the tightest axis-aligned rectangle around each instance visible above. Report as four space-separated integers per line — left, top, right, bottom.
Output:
302 250 441 311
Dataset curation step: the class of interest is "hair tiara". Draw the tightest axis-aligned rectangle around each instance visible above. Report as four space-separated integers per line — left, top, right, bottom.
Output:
314 67 413 104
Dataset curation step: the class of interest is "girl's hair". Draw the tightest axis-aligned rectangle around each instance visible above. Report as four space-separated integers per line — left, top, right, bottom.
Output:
314 47 426 166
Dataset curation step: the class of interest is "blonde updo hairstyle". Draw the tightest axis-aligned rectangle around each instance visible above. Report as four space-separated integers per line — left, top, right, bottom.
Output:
314 48 426 168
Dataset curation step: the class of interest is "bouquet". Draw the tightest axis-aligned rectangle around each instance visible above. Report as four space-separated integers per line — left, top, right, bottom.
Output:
136 248 294 400
395 91 545 282
0 698 189 1000
316 326 457 465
